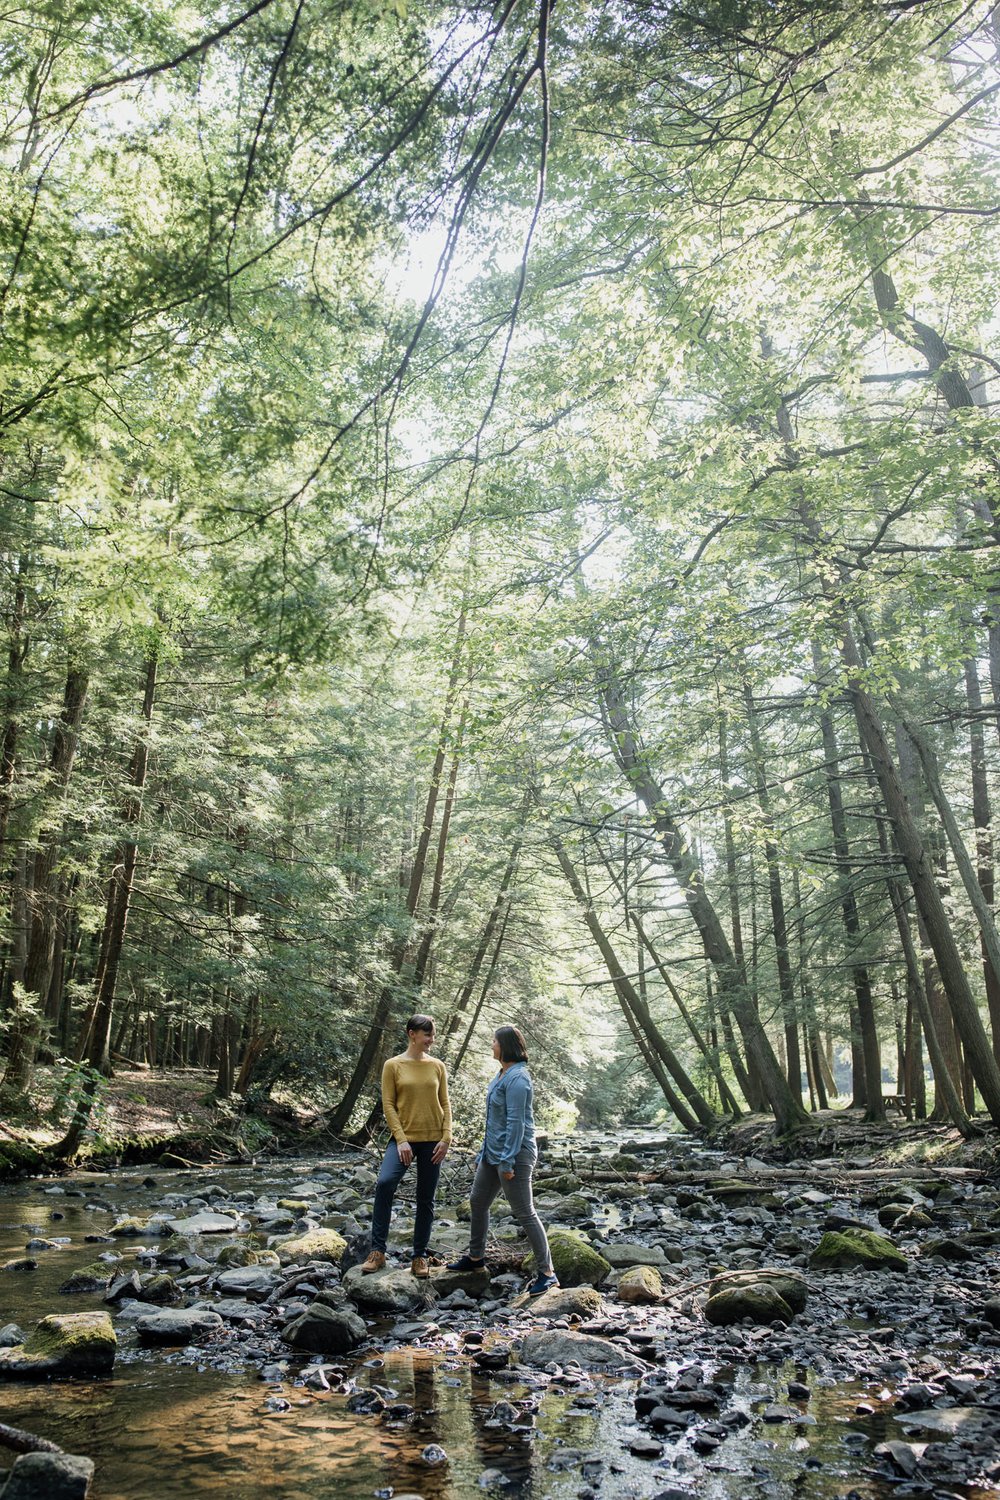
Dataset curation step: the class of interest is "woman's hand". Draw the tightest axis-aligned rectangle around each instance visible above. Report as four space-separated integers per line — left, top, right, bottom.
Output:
398 1141 413 1165
501 1169 514 1181
431 1141 449 1165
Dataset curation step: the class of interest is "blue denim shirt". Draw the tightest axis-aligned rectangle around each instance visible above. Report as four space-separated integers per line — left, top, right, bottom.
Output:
482 1061 537 1173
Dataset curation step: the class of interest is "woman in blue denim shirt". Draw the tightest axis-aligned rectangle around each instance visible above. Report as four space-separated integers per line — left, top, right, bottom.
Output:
448 1025 558 1296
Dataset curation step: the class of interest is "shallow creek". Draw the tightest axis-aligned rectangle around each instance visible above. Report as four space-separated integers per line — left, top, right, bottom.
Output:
1 1148 998 1500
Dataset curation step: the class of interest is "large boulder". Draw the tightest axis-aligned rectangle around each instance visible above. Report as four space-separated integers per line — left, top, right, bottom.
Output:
273 1228 347 1266
341 1265 424 1311
520 1329 645 1371
704 1284 794 1326
215 1264 283 1299
282 1304 367 1354
708 1267 809 1315
0 1312 116 1378
2 1452 95 1499
810 1229 907 1272
527 1229 610 1288
135 1308 224 1345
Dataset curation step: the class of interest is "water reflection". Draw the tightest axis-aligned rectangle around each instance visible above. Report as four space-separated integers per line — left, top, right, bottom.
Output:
2 1167 998 1500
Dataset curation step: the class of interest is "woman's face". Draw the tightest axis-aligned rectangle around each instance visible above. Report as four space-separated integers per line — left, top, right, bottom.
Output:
409 1025 435 1053
492 1035 502 1061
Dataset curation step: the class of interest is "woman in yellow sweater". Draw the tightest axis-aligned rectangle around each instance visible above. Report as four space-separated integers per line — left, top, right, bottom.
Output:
360 1014 451 1278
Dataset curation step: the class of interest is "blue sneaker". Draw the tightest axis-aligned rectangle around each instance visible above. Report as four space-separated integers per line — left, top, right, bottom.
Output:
527 1273 559 1297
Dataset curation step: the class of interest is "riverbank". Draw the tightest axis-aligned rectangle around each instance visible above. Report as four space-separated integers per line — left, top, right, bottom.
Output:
2 1122 1000 1499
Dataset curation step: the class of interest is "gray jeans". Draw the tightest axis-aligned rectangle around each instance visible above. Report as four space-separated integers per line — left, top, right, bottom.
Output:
469 1150 553 1274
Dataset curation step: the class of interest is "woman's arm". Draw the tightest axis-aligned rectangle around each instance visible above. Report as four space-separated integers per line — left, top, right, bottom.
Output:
432 1063 452 1164
498 1072 531 1172
381 1060 407 1147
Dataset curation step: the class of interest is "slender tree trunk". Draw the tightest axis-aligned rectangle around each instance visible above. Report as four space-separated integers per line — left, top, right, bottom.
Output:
54 654 157 1158
741 676 802 1097
811 647 883 1118
2 663 88 1092
594 658 809 1130
964 660 1000 1062
547 824 716 1130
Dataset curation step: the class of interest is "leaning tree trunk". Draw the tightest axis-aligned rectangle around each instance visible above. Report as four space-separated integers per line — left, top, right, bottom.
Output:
594 656 809 1131
546 823 714 1131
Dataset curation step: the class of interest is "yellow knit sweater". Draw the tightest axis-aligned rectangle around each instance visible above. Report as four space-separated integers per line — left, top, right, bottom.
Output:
381 1056 452 1145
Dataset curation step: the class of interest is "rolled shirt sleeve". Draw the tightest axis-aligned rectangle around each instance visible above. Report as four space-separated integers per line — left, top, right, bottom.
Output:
498 1071 531 1171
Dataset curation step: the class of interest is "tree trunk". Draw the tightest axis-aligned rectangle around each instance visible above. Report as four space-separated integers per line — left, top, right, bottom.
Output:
594 657 809 1131
2 663 88 1093
547 826 712 1130
964 660 1000 1061
741 676 803 1097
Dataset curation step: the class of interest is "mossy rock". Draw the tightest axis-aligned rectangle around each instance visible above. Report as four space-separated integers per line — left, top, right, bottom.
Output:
138 1273 180 1304
607 1153 644 1173
538 1173 582 1196
0 1311 116 1379
708 1267 808 1314
810 1229 907 1272
0 1142 48 1180
59 1261 114 1294
277 1199 314 1214
526 1229 610 1288
549 1193 592 1220
274 1228 347 1265
617 1265 663 1304
704 1285 793 1326
108 1217 148 1237
216 1244 261 1269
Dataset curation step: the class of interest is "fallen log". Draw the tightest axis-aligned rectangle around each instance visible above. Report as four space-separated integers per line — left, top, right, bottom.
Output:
0 1422 63 1455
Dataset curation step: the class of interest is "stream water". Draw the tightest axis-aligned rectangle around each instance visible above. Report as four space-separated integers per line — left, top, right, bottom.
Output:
1 1154 998 1500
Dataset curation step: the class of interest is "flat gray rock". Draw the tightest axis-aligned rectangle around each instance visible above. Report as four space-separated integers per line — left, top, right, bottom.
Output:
520 1329 647 1371
167 1213 241 1235
135 1308 224 1344
596 1242 669 1268
342 1264 425 1310
215 1265 283 1298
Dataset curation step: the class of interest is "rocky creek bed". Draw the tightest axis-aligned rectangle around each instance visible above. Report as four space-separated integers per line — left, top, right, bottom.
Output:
1 1125 1000 1500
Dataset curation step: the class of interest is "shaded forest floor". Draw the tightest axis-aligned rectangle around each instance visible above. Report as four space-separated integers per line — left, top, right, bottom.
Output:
3 1068 1000 1177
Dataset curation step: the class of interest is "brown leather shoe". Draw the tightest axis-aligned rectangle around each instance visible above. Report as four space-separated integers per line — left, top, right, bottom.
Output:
411 1256 430 1278
360 1250 385 1274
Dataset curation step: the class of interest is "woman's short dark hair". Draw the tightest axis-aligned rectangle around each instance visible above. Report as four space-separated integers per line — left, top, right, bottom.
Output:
406 1013 435 1035
494 1025 528 1063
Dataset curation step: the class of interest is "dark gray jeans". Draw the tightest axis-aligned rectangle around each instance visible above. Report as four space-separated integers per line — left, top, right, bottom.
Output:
469 1150 553 1274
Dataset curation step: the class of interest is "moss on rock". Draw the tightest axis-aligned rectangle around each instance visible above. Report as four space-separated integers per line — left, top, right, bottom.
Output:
708 1267 809 1314
617 1264 663 1304
274 1227 347 1265
704 1284 794 1326
0 1311 116 1378
527 1229 610 1288
810 1228 907 1271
